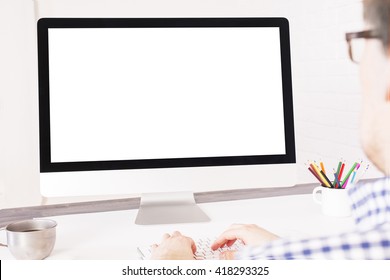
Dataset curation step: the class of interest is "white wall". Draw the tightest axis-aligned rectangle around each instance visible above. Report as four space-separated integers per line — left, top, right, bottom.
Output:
264 0 379 182
0 0 381 208
0 0 41 208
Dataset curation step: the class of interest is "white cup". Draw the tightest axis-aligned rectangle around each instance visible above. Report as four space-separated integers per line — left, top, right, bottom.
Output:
312 186 351 217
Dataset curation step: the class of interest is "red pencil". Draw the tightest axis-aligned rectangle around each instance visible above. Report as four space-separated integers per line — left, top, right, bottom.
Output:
338 163 345 183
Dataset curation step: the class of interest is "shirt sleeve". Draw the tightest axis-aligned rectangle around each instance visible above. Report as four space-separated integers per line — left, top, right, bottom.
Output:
348 178 390 231
235 223 390 260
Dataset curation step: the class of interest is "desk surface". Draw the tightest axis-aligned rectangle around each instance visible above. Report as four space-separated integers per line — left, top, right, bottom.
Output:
0 193 355 259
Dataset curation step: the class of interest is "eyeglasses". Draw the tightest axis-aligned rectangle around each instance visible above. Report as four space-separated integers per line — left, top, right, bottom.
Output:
345 30 381 63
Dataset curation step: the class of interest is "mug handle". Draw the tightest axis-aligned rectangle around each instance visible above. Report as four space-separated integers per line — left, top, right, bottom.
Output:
0 228 7 247
312 186 323 205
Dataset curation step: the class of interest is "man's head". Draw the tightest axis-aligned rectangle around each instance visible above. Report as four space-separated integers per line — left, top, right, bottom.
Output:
358 0 390 175
364 0 390 48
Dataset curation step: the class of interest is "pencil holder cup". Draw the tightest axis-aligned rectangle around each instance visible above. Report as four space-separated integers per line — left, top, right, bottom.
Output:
312 186 351 217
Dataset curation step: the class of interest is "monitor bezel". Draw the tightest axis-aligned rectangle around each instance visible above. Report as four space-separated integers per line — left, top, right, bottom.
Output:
37 17 295 173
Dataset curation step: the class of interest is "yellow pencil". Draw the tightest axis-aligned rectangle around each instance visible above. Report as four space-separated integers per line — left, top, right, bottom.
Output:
310 163 331 187
320 162 326 174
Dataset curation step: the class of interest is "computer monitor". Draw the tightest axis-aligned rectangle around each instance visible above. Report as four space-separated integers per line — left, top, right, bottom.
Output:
37 18 296 224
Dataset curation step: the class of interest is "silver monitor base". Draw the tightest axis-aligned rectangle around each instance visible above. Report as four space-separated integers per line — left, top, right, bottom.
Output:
135 191 210 225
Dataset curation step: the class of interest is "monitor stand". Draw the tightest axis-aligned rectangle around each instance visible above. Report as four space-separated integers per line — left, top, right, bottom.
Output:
135 191 210 225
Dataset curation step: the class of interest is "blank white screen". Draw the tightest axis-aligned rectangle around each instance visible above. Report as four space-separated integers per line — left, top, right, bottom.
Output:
48 27 286 162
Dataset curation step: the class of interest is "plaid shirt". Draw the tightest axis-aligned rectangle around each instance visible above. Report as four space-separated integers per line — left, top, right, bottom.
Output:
236 178 390 259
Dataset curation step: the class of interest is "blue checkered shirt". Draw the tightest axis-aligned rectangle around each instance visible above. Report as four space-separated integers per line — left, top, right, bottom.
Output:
236 178 390 259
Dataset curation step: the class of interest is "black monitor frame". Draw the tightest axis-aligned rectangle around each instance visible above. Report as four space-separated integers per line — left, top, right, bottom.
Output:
37 17 295 173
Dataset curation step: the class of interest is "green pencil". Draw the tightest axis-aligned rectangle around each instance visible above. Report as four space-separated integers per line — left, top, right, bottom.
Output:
340 162 358 187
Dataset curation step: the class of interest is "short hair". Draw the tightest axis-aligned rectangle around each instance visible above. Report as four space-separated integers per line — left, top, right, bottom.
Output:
364 0 390 48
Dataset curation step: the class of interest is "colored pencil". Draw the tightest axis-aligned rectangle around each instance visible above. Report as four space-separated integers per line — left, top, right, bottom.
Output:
320 162 326 174
354 164 370 183
310 163 331 187
350 163 361 184
342 177 350 189
340 162 358 187
320 170 334 188
308 167 326 185
337 162 345 185
350 171 357 184
333 171 341 188
334 161 342 188
336 160 342 173
307 159 365 188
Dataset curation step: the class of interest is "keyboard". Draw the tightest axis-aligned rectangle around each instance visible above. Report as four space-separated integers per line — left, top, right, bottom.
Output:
138 237 244 260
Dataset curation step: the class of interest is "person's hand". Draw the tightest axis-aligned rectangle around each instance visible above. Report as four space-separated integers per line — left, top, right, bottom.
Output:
211 224 279 258
150 231 196 260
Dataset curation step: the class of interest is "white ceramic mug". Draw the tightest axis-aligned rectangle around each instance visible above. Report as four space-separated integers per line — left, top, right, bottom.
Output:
312 186 351 217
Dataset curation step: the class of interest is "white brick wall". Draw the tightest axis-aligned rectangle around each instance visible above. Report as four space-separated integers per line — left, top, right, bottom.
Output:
0 0 383 208
35 0 382 184
262 0 382 182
